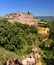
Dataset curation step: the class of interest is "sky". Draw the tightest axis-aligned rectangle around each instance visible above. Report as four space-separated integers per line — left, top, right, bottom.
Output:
0 0 54 16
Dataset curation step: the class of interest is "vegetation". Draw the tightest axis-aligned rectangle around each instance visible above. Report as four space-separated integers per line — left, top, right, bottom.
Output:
39 21 54 65
49 21 54 39
0 19 38 52
0 19 54 65
27 11 31 14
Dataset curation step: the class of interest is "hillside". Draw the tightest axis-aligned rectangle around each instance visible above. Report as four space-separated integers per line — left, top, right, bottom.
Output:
0 47 19 65
0 12 54 65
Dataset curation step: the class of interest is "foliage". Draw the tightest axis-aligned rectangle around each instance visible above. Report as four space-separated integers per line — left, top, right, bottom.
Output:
39 39 54 65
27 11 31 14
0 19 54 65
40 19 48 22
0 19 38 52
24 47 32 54
49 22 54 40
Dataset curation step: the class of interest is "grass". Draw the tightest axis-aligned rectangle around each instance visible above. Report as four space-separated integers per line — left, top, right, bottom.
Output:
0 47 19 65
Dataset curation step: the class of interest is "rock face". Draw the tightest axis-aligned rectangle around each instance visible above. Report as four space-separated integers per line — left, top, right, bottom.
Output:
4 12 40 25
38 27 49 35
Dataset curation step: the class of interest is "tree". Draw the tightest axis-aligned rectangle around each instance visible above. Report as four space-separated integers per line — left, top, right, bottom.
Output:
27 11 31 14
30 25 38 34
49 22 54 40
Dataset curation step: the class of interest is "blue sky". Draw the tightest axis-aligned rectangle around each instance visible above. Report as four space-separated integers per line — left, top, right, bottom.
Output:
0 0 54 16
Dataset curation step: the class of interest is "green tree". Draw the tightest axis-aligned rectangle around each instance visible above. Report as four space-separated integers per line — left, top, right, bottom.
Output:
49 22 54 39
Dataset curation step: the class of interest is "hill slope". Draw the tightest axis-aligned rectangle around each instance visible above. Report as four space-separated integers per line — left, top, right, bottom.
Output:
0 13 54 65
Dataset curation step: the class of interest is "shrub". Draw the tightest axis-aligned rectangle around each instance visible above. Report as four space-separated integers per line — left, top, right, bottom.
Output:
24 47 32 54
